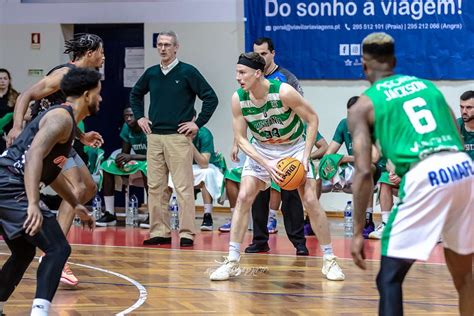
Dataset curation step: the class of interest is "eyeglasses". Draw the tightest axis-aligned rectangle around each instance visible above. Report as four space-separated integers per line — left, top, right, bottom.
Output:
157 43 174 49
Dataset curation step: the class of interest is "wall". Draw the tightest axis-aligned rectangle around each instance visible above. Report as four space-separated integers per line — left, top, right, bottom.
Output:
1 0 472 211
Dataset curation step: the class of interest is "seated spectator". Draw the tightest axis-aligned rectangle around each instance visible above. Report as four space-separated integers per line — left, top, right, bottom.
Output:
96 107 147 226
323 96 381 238
168 126 223 231
0 69 19 152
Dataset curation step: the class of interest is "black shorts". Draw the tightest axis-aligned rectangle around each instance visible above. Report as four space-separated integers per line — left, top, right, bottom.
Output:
0 168 54 239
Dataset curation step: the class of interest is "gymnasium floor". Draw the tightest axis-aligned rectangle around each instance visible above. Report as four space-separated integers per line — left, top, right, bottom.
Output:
1 214 457 315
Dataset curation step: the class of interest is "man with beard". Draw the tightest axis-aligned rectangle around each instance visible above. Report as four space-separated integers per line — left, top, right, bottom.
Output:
6 33 105 285
458 91 474 159
0 67 98 315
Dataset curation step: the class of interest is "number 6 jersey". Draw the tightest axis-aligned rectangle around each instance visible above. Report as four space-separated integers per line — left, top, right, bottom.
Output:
364 74 463 176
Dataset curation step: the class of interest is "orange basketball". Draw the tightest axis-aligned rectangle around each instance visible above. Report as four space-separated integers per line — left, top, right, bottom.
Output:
276 157 306 190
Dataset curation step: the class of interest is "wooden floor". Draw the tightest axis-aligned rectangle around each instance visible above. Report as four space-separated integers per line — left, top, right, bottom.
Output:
0 216 459 315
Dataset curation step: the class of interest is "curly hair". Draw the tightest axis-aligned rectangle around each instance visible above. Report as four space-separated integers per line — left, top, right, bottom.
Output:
64 33 103 61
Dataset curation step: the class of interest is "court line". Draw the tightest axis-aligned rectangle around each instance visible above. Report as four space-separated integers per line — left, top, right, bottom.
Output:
0 252 147 315
69 242 448 266
0 247 456 310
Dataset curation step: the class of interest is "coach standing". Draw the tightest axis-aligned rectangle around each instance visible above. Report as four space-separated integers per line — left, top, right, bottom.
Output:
130 31 218 247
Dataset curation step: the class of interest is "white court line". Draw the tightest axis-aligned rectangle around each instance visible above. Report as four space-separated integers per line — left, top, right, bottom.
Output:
68 242 448 266
0 252 148 315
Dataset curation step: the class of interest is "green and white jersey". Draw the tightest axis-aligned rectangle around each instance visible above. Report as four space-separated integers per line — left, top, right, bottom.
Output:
457 118 474 159
364 74 463 176
237 79 304 145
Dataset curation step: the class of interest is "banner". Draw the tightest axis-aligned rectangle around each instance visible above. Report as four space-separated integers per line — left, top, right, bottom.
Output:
245 0 474 79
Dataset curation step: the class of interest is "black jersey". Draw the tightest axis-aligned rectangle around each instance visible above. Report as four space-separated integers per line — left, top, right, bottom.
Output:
0 104 75 185
31 63 76 119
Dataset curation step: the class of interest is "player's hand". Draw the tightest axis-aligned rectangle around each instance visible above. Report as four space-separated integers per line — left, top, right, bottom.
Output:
138 117 152 134
115 153 132 166
178 121 199 137
80 131 104 148
75 204 95 230
389 172 401 186
24 204 43 236
230 145 240 162
264 159 285 184
6 126 22 148
351 234 366 270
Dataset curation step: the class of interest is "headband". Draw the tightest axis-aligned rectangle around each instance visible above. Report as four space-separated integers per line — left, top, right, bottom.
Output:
237 55 265 72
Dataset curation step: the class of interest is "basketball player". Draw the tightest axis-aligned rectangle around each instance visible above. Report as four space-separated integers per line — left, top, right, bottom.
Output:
458 91 474 159
349 32 473 315
210 52 344 281
0 67 98 316
6 33 105 285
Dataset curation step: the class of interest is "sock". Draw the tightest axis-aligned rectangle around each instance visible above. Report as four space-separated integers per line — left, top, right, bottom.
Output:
0 301 5 313
382 211 391 223
320 244 334 257
366 208 373 222
104 196 115 214
204 204 213 214
230 208 235 213
31 299 50 316
269 208 277 219
228 242 241 261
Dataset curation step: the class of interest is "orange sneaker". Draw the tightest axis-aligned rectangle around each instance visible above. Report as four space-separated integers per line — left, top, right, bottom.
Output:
60 263 79 286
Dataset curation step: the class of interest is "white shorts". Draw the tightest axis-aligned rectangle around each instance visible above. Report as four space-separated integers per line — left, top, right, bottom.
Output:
242 140 314 190
382 151 474 261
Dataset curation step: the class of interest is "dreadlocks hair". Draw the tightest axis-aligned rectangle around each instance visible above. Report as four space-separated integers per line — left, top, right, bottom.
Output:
64 33 103 61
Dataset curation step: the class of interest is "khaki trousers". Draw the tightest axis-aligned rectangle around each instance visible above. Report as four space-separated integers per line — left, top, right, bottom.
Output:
147 134 195 240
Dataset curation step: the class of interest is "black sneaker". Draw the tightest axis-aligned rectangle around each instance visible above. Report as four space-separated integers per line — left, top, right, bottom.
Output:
200 213 213 231
96 211 117 227
245 243 270 253
140 214 150 229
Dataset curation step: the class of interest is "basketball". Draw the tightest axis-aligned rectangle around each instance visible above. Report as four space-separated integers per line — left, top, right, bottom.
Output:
276 157 306 190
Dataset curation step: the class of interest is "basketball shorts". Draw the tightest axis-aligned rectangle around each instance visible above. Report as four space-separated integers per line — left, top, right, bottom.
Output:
0 168 54 239
63 148 86 171
382 151 474 260
242 140 314 190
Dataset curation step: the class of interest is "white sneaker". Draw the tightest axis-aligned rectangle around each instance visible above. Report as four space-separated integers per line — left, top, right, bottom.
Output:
210 257 241 281
322 255 345 281
369 222 386 240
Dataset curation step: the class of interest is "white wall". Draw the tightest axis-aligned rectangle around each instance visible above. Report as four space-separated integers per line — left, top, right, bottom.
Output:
1 0 472 211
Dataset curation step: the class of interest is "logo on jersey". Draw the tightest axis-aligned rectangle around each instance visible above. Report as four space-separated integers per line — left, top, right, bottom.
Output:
53 155 68 168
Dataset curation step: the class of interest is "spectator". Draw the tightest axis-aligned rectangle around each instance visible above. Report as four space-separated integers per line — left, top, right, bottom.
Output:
0 68 19 152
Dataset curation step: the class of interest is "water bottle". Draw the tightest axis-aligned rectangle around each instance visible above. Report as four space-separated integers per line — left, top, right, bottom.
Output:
92 195 102 220
169 196 179 230
131 194 139 227
126 194 138 226
344 201 353 238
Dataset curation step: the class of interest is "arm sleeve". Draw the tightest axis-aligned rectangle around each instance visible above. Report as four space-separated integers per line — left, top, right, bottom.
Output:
332 119 345 144
129 69 150 120
280 68 304 96
188 67 219 127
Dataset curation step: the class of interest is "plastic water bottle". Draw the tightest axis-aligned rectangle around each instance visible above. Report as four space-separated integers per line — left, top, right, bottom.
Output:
92 195 102 220
169 196 179 230
131 194 139 227
344 201 353 238
126 194 138 226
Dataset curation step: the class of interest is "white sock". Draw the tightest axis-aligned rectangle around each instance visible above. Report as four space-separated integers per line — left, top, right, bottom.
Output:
204 204 213 214
228 242 241 261
269 208 277 219
382 211 391 223
104 196 115 214
31 299 50 316
0 301 5 313
366 207 373 213
320 244 334 257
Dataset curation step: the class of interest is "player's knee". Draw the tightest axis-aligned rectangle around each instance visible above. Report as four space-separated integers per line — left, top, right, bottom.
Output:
236 190 254 206
13 245 36 266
